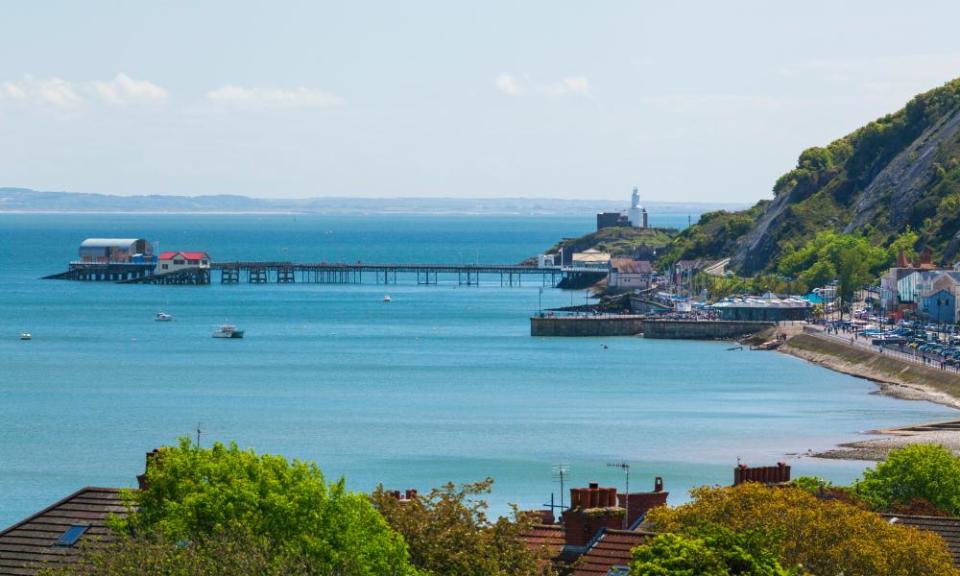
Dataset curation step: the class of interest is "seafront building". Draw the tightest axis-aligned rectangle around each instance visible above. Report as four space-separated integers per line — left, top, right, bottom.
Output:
711 295 812 322
77 238 154 264
607 258 655 291
156 250 211 275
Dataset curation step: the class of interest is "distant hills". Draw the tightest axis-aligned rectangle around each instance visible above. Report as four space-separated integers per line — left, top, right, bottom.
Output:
0 187 742 217
668 77 960 273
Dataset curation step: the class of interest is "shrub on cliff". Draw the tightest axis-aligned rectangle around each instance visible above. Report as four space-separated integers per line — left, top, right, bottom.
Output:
644 483 957 576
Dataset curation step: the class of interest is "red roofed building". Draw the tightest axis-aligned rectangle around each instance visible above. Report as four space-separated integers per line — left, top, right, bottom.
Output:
572 528 653 576
156 251 210 275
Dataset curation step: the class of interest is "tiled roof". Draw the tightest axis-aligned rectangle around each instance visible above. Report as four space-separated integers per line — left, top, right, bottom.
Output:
0 487 128 576
883 514 960 567
572 528 652 576
522 524 565 558
611 259 653 275
158 251 208 261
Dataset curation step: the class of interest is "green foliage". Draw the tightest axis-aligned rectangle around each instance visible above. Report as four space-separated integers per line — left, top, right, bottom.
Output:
856 444 960 515
37 532 331 576
789 476 832 494
888 228 920 262
645 483 958 576
663 77 960 272
661 203 769 268
631 524 793 576
371 479 552 576
695 273 806 299
777 230 887 302
116 438 416 576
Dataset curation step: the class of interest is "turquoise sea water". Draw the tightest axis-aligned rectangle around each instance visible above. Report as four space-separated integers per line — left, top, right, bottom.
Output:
0 213 955 528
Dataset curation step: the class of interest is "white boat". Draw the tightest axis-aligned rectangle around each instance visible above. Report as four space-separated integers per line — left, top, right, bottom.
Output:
155 312 173 322
383 295 392 302
212 324 244 339
19 333 31 341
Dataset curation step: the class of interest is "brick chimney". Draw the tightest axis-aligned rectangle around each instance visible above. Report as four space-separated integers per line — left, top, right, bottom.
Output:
616 476 669 528
136 449 161 490
733 462 791 486
561 482 624 547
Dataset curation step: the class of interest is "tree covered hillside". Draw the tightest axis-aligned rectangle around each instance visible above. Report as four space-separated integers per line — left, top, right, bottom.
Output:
666 77 960 273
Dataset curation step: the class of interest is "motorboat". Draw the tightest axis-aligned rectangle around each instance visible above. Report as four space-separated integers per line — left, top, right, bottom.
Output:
19 332 31 341
155 312 173 322
383 295 392 303
212 325 244 339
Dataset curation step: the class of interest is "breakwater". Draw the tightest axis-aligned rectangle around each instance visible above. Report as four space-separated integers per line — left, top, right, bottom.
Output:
530 315 647 337
530 316 774 339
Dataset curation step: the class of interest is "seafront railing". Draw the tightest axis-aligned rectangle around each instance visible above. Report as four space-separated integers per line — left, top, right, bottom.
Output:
804 326 960 375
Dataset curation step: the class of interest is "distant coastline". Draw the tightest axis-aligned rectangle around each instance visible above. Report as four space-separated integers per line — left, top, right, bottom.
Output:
0 187 746 216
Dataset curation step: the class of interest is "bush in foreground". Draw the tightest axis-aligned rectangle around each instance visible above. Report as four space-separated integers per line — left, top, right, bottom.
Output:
371 478 553 576
93 438 417 576
643 483 957 576
856 444 960 515
631 524 795 576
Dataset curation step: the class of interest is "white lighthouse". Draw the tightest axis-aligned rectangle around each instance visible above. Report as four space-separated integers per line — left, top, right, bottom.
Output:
627 186 648 228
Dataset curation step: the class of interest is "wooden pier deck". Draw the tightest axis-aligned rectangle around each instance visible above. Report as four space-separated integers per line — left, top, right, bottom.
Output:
210 262 563 286
44 261 567 287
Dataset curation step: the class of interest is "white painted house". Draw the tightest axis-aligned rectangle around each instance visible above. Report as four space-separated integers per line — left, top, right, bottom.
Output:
156 251 210 274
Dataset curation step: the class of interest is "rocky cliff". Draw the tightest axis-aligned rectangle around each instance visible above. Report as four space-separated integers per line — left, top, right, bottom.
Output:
669 78 960 273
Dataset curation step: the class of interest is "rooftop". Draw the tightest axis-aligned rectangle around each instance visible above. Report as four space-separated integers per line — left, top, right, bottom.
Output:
0 487 128 576
883 514 960 567
572 528 653 576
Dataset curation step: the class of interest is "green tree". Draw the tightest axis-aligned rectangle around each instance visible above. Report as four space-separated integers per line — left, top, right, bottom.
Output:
856 444 960 515
631 525 793 576
645 483 957 576
114 438 417 576
38 531 329 576
888 228 919 263
371 478 552 576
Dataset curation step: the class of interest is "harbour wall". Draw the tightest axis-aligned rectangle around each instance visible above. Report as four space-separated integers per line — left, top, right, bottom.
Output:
642 319 775 340
530 316 646 337
530 316 774 339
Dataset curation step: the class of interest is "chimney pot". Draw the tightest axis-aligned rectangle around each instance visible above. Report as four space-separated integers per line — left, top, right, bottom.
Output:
589 482 599 489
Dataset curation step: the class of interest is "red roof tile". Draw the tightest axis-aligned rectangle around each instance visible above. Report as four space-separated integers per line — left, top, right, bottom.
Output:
158 251 208 261
573 529 652 576
522 524 565 558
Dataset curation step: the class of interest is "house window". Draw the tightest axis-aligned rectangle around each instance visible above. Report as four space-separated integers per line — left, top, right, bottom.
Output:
201 260 208 265
174 259 185 265
161 264 169 270
188 259 198 265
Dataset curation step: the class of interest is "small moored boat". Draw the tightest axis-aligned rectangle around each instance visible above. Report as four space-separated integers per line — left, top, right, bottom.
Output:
383 295 392 303
212 324 244 339
155 312 173 322
20 332 32 341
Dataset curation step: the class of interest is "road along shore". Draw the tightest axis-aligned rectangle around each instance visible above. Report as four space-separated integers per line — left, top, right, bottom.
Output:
779 330 960 460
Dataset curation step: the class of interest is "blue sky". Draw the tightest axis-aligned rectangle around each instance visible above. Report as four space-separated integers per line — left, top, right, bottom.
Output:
2 1 959 202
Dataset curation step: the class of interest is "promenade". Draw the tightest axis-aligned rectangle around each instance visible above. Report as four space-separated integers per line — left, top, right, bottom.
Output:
804 325 960 376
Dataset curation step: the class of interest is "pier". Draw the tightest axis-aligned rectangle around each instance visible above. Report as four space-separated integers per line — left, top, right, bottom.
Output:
210 262 562 286
45 261 564 287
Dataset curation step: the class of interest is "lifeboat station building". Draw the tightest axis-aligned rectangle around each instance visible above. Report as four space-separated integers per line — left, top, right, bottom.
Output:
78 238 154 263
156 251 211 274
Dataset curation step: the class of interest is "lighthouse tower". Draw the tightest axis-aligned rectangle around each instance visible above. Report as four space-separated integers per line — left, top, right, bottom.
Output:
627 186 648 228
